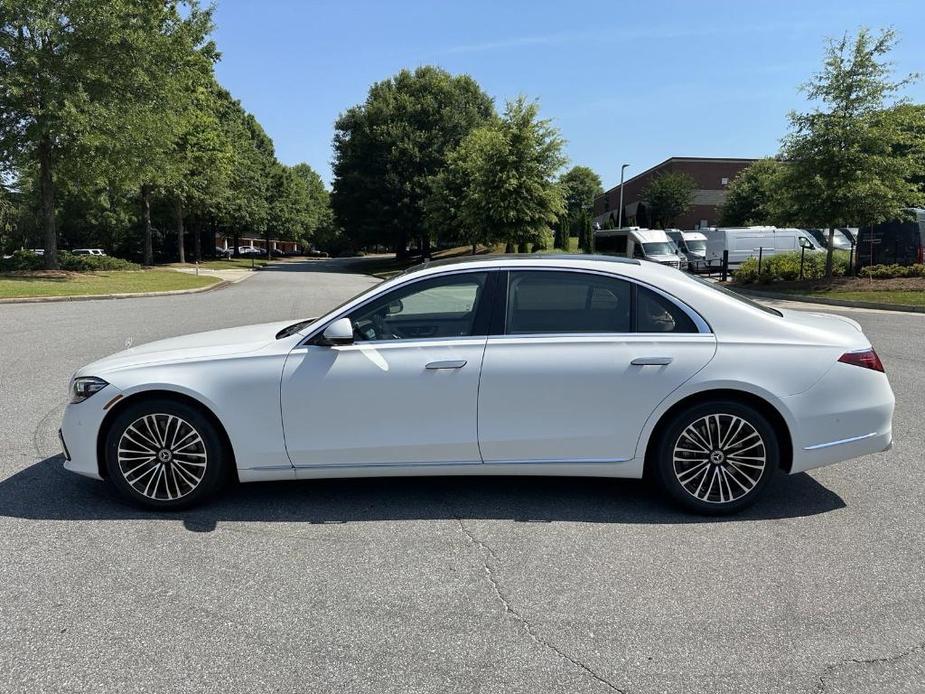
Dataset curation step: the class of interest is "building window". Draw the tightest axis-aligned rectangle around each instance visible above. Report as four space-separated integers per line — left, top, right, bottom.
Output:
604 196 610 211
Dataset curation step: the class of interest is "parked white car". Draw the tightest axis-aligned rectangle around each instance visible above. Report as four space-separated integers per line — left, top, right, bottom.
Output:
71 248 107 256
60 255 894 514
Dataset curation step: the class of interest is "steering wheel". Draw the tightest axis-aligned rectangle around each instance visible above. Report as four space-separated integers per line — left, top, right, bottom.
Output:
353 315 400 341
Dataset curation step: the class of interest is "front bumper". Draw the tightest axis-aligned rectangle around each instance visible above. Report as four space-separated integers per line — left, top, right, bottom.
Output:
60 384 123 480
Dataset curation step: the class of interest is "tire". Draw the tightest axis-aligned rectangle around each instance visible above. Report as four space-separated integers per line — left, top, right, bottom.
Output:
104 398 228 510
653 400 778 515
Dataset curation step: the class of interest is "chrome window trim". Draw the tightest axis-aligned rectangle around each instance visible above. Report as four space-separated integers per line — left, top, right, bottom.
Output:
299 263 713 346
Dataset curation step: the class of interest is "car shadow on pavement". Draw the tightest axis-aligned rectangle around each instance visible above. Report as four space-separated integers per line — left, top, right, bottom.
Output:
0 455 846 532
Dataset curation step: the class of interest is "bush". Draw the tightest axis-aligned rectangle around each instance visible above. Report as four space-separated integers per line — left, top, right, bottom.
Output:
734 250 850 284
861 263 925 279
0 249 44 272
58 251 140 271
0 249 139 273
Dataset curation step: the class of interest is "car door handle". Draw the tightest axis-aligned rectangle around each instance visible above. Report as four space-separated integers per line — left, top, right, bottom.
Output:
425 360 467 370
631 357 673 366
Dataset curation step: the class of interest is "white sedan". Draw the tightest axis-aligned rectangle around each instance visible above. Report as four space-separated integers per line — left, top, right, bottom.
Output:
60 255 894 514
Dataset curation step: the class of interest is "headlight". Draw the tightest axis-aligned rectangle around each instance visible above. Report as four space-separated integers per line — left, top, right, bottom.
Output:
70 376 109 404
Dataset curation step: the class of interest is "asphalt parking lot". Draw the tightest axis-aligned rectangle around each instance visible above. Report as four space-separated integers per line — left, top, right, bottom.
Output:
1 259 923 694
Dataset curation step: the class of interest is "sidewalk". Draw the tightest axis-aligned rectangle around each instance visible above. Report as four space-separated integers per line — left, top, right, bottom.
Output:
171 266 256 284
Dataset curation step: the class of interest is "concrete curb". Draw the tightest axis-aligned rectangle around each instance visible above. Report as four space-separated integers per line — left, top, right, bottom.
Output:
0 277 230 305
733 287 925 314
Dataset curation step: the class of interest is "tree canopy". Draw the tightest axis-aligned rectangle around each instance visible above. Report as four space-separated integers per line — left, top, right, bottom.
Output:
780 27 923 275
0 2 330 264
719 159 787 226
331 66 495 257
426 97 566 253
641 171 696 228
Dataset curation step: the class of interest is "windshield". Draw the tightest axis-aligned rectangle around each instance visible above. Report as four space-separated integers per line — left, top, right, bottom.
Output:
685 240 707 253
642 242 676 256
689 274 783 317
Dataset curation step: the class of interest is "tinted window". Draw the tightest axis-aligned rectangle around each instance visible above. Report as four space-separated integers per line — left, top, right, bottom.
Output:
349 272 487 342
636 286 697 333
506 271 631 334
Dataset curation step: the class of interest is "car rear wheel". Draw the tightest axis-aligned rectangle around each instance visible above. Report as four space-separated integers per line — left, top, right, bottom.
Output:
654 401 778 514
104 398 227 510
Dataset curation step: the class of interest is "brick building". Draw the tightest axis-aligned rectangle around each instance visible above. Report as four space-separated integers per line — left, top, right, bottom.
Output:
593 157 757 230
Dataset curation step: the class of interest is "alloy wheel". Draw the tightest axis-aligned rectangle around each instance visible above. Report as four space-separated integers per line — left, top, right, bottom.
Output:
672 413 767 504
116 413 208 501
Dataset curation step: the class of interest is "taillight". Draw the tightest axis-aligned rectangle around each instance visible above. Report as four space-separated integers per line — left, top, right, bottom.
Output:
838 348 885 373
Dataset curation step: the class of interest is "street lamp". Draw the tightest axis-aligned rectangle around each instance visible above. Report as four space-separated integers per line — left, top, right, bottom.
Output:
617 163 629 229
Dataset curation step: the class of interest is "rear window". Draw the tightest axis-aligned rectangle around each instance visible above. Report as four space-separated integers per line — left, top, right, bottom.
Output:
689 275 782 317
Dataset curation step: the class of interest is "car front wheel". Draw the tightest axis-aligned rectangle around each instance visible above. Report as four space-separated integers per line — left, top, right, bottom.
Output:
654 401 778 514
104 398 227 510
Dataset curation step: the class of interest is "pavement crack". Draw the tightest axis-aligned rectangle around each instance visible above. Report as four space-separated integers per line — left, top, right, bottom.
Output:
815 640 925 692
456 518 626 694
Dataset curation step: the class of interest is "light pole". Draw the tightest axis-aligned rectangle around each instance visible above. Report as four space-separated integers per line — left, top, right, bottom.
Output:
617 163 629 229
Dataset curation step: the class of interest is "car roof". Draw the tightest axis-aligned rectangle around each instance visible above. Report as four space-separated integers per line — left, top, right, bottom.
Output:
400 253 640 276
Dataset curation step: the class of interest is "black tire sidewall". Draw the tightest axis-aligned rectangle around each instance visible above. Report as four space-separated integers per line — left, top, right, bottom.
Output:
104 398 226 510
654 400 778 515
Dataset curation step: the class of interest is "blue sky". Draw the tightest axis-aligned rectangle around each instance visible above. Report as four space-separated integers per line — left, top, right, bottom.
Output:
212 0 925 191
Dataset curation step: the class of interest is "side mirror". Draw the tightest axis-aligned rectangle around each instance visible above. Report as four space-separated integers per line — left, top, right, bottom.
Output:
321 317 354 346
386 298 403 315
799 237 814 250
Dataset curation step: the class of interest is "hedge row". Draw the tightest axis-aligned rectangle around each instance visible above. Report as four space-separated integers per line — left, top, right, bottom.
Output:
734 250 851 283
859 263 925 279
0 250 140 272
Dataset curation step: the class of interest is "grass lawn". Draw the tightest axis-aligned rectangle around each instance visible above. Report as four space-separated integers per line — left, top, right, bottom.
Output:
735 276 925 308
793 289 925 307
0 270 220 299
169 257 268 270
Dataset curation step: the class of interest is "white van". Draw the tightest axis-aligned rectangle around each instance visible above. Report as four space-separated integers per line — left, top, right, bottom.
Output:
666 230 708 270
594 227 681 269
704 227 822 268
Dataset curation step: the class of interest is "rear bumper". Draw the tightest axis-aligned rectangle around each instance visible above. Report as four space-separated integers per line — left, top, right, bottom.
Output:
785 363 894 474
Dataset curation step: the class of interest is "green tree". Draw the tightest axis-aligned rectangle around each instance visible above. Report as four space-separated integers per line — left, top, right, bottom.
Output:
167 81 235 263
641 171 696 228
780 27 923 277
888 103 925 195
331 66 495 258
426 97 566 253
558 165 602 249
719 159 788 226
0 0 215 268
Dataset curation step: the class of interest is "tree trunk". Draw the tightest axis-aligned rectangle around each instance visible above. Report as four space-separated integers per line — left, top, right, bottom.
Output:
265 228 272 260
471 243 477 255
421 234 431 259
176 198 185 264
232 229 240 257
824 227 835 279
141 184 153 266
505 242 514 254
38 134 57 270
